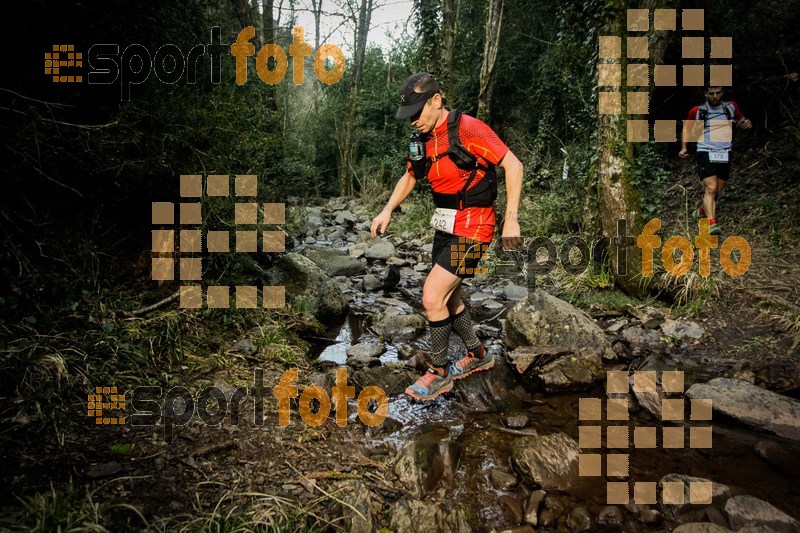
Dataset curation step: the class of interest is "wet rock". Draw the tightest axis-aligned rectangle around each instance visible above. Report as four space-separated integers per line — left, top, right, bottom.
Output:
387 256 407 266
660 318 704 339
490 469 519 490
672 524 732 533
628 357 676 419
346 355 381 368
365 240 396 260
754 439 800 476
372 311 426 342
686 378 800 442
504 289 615 360
470 292 492 305
389 500 471 533
303 247 366 277
539 509 557 528
625 503 661 524
413 263 428 272
334 480 373 533
347 342 386 359
393 427 462 497
543 493 564 517
326 227 347 242
475 324 501 338
448 355 532 412
499 494 525 525
732 356 800 394
567 506 595 532
350 363 418 396
724 496 800 532
305 215 325 235
508 346 604 392
483 299 504 311
506 414 529 429
597 506 623 529
658 474 733 522
349 242 369 258
706 506 731 529
504 283 529 301
605 319 628 333
265 254 348 321
510 432 580 490
307 371 331 389
363 274 383 291
622 326 662 347
525 490 546 526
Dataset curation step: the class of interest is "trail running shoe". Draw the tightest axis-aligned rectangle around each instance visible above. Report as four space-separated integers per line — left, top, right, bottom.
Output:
449 346 495 380
710 223 721 235
405 368 453 401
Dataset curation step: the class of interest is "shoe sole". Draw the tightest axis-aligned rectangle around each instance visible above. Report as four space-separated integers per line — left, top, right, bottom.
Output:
405 382 454 401
451 357 496 381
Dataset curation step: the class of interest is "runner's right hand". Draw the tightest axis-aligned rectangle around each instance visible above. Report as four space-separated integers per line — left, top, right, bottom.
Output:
371 209 392 238
678 147 689 159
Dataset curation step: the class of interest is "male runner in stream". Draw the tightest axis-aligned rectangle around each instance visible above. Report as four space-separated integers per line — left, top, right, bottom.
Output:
370 72 523 401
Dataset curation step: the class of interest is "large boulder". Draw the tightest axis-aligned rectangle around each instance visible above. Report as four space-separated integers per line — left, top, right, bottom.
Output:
364 239 397 260
350 363 419 396
389 500 471 533
686 378 800 442
508 346 604 392
504 289 614 360
723 495 800 533
372 310 426 342
303 246 367 277
448 353 534 411
510 432 580 490
393 426 462 498
334 480 373 533
265 253 348 321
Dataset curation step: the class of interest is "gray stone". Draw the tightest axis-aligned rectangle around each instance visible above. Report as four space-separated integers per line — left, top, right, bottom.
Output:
372 312 426 342
394 427 461 498
346 355 381 368
387 256 407 266
510 432 580 490
470 292 492 305
389 500 471 533
483 299 504 310
363 274 383 291
661 318 705 339
350 363 419 397
539 510 557 529
447 354 533 412
525 490 547 526
349 242 369 258
506 414 529 429
303 247 366 277
504 289 615 360
504 283 529 301
597 506 624 529
686 378 800 442
334 480 373 533
490 469 519 490
347 342 386 359
265 254 348 321
567 506 595 532
627 306 665 328
421 243 433 255
723 495 800 533
365 240 397 260
754 439 800 476
334 210 357 225
231 339 257 356
413 263 428 272
732 355 800 393
304 215 325 234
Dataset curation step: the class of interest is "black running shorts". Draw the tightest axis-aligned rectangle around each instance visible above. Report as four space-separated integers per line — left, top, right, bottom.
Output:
696 151 732 180
431 231 490 278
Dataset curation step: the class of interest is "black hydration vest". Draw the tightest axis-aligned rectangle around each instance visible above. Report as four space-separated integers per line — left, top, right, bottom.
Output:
424 110 498 210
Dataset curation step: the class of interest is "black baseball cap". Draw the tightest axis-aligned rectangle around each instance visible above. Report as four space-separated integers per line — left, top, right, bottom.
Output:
395 72 441 120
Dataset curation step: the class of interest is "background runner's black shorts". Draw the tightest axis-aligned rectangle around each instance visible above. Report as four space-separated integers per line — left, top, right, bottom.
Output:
431 231 490 278
696 151 732 180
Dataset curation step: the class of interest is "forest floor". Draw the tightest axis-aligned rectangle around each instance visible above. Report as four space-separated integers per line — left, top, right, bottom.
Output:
1 131 799 531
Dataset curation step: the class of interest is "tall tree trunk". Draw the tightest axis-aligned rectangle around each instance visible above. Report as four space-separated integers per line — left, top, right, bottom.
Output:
442 0 460 91
414 0 441 74
311 0 322 112
477 0 504 122
230 0 255 31
337 0 373 196
593 2 644 295
261 0 277 110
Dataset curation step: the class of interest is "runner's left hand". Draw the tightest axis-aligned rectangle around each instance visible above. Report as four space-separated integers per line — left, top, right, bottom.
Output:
501 220 522 251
